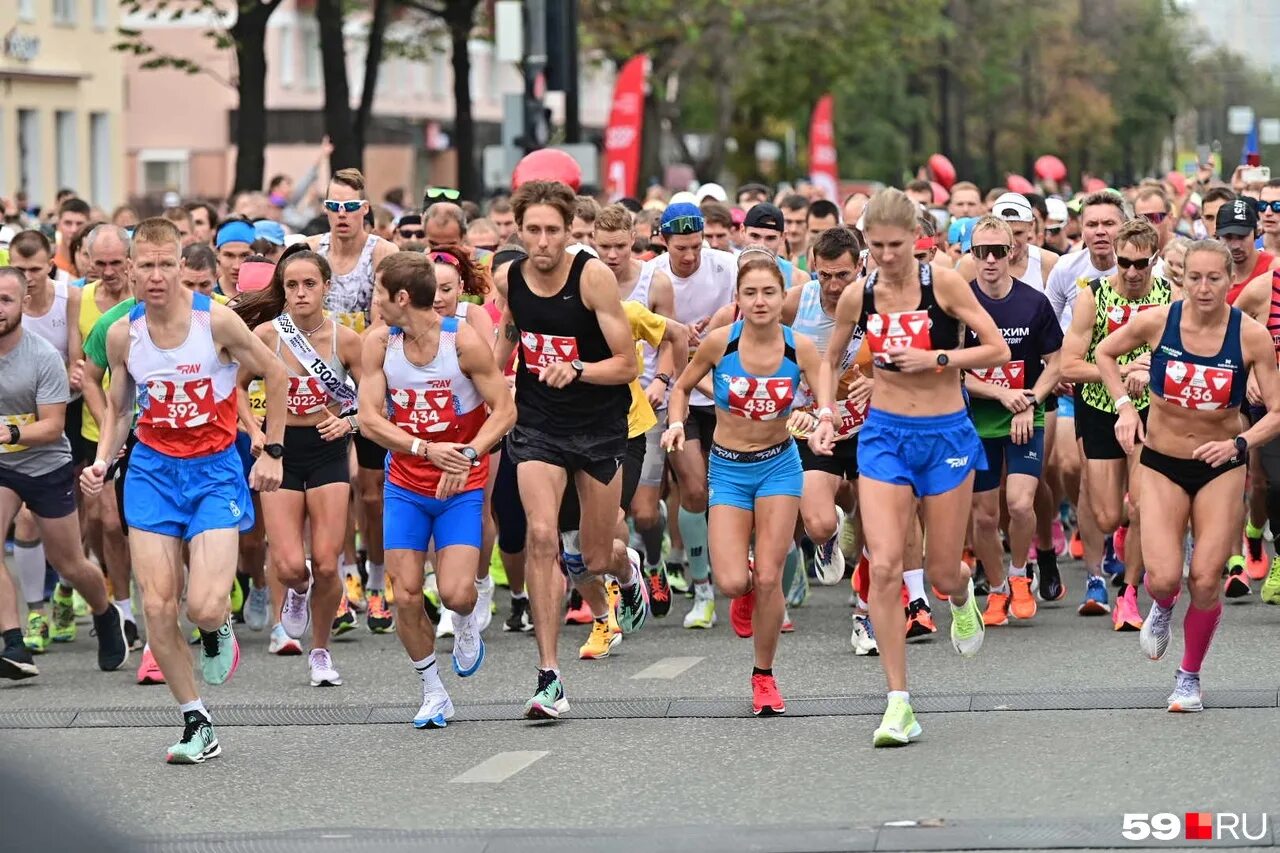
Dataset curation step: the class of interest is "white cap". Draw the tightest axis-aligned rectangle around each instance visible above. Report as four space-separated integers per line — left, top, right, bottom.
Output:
992 192 1034 223
668 191 699 207
695 182 727 203
162 191 182 208
284 233 308 247
0 225 15 249
565 243 599 258
1045 197 1069 228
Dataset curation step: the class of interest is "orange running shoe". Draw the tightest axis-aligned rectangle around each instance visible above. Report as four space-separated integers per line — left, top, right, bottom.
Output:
982 590 1010 626
1244 533 1268 580
905 598 937 637
366 590 394 634
1009 576 1037 620
730 588 755 638
1069 530 1084 560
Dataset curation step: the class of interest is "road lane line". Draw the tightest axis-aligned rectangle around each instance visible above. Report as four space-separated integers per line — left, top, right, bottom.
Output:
451 751 549 784
631 656 704 680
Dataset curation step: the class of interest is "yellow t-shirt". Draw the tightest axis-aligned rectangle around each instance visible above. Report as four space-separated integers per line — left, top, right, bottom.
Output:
78 281 113 442
623 301 667 439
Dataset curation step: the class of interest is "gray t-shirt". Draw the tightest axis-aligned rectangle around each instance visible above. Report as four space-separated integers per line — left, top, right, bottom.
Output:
0 330 72 476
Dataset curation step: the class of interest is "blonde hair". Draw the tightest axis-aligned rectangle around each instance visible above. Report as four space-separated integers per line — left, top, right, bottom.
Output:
863 188 920 232
971 215 1013 242
1115 219 1160 256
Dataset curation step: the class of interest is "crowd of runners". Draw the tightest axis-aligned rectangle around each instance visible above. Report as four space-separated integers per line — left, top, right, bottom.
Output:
3 159 1280 762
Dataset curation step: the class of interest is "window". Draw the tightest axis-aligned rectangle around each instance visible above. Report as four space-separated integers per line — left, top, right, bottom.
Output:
56 111 78 191
18 110 43 203
279 23 295 88
138 149 188 196
90 112 110 207
300 20 320 89
92 0 107 29
53 0 78 26
19 0 35 21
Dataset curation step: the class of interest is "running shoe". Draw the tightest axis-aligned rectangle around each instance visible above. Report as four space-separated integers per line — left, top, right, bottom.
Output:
1009 576 1037 620
873 695 921 747
166 711 220 764
1113 525 1128 564
435 608 456 639
813 506 847 586
1245 530 1268 580
780 608 795 633
905 598 937 637
1139 600 1174 661
244 584 270 632
1069 530 1084 560
136 646 165 684
50 587 77 643
281 582 311 640
332 594 358 636
308 648 343 686
229 576 244 619
972 562 990 596
666 561 691 595
268 624 303 655
474 574 495 633
1051 519 1068 557
1102 535 1124 576
505 597 533 632
23 611 49 654
385 577 396 605
524 668 569 720
1112 585 1143 632
72 589 90 622
785 556 810 606
1036 552 1066 602
683 587 716 629
93 603 129 671
730 588 755 638
124 618 143 652
851 613 878 656
344 573 367 612
413 680 455 729
1262 556 1280 604
1167 669 1203 713
949 578 985 657
616 551 649 634
981 589 1010 627
489 549 509 588
200 619 240 685
451 614 486 677
578 618 621 659
366 590 394 633
606 581 623 635
0 643 38 680
751 673 785 716
646 565 672 618
1223 558 1251 598
564 589 592 625
1078 575 1111 615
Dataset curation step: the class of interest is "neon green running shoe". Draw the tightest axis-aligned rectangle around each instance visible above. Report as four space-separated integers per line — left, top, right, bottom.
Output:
1262 556 1280 605
166 711 221 764
50 589 77 643
489 548 509 588
23 611 50 654
949 576 985 657
873 696 922 747
72 589 90 622
229 577 244 615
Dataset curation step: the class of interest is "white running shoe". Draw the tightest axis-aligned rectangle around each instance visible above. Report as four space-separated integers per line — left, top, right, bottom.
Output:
813 505 847 586
1139 600 1174 661
473 575 495 634
1167 669 1203 713
268 624 302 656
850 613 878 656
308 648 342 686
413 679 455 729
682 589 716 629
244 585 270 632
451 613 485 677
280 578 311 640
435 608 455 639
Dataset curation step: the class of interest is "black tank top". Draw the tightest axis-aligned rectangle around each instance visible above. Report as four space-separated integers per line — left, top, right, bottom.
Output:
858 262 962 372
507 251 629 432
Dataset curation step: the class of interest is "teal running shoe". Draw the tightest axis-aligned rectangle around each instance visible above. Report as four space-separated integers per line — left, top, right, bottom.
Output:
199 619 240 685
523 669 569 720
166 711 221 764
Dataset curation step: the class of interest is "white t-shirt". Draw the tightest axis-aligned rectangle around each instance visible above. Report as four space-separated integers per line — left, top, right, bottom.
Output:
1045 248 1117 332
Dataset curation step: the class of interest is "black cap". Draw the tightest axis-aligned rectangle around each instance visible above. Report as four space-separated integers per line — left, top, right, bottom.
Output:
1216 197 1258 237
743 203 785 231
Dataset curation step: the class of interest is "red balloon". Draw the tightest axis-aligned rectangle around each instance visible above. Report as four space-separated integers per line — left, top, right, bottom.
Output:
1034 155 1067 183
512 149 582 192
1083 177 1107 193
1006 174 1035 195
927 153 956 190
930 181 950 206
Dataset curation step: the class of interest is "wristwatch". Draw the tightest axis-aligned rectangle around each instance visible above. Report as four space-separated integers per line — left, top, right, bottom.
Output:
656 373 672 386
935 352 950 368
346 415 359 434
6 424 19 445
461 446 480 467
571 359 585 380
1235 435 1249 457
264 443 285 460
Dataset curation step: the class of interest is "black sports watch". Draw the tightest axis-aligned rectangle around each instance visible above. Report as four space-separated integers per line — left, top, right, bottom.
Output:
264 443 285 460
935 352 950 368
461 446 480 467
6 424 19 445
656 372 672 386
571 359 585 380
1235 435 1249 457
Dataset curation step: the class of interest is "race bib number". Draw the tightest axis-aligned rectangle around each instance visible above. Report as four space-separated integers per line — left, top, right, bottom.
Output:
865 310 931 368
1162 360 1234 410
140 378 218 429
387 383 456 435
1106 303 1159 334
288 377 331 416
970 360 1026 390
834 397 869 439
247 380 267 416
725 376 794 421
520 332 579 377
0 413 35 454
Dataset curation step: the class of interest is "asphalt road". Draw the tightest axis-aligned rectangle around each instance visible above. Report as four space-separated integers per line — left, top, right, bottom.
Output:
3 560 1279 852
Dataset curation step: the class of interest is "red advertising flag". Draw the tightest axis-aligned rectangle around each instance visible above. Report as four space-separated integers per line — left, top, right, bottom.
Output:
603 55 648 200
809 94 838 201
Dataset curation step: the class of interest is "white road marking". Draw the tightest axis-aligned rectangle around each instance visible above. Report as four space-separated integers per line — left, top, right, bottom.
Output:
631 656 704 680
451 750 549 784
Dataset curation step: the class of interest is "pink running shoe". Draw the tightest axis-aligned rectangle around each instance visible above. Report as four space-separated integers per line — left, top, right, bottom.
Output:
136 646 165 685
1113 524 1128 564
1052 519 1068 557
1112 585 1143 632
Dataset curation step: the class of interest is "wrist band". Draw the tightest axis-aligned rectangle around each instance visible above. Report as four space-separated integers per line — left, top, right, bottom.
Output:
411 438 423 456
817 407 834 422
1114 394 1132 409
668 421 684 431
93 458 108 471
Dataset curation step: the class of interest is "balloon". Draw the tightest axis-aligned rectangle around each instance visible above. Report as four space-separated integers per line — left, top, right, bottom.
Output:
1034 155 1067 183
930 181 950 206
1165 170 1188 196
1083 177 1107 193
512 149 582 192
927 154 956 190
1006 174 1035 195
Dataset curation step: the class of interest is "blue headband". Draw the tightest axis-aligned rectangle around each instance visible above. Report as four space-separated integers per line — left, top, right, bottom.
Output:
216 220 256 248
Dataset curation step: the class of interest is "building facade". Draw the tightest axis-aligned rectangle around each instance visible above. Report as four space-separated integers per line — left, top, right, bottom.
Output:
1 0 126 210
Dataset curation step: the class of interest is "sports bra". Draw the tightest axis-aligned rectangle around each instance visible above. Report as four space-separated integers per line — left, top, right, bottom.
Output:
1149 301 1245 412
274 318 349 416
858 262 962 371
712 320 802 421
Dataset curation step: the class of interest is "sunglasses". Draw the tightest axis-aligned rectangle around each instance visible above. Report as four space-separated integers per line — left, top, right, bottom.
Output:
1046 225 1064 234
1116 255 1158 270
1139 211 1169 224
472 243 498 252
972 244 1011 260
324 199 366 213
398 229 426 239
661 214 705 236
425 187 461 201
1256 200 1280 214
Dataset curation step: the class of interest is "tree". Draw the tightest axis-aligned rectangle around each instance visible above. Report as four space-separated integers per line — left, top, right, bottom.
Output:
316 0 360 171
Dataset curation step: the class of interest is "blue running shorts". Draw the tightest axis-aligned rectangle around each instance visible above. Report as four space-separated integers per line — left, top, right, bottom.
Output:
383 480 483 552
125 442 254 541
858 408 985 497
708 439 803 511
975 429 1045 492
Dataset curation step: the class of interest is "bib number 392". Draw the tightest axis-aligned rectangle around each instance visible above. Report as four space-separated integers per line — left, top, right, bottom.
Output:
141 378 217 428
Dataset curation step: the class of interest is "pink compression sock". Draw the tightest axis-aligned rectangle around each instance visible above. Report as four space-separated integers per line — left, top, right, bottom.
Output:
1143 574 1177 610
1180 602 1222 674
